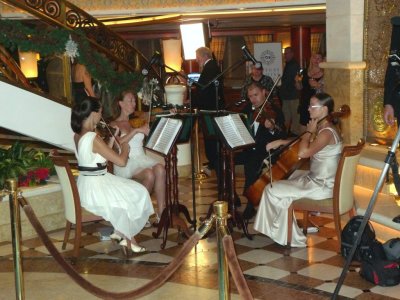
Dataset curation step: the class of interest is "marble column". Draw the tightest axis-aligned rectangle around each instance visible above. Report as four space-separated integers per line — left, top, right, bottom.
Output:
290 26 311 69
321 0 365 144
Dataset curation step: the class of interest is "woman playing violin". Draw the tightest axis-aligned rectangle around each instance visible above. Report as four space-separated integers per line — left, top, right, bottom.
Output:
71 97 154 254
253 92 343 247
110 90 166 221
235 82 286 219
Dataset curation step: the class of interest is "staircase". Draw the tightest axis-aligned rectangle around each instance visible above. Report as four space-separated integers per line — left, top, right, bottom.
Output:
0 0 157 156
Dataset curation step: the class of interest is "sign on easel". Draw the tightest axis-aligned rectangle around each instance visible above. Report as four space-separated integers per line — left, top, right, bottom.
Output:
254 42 283 82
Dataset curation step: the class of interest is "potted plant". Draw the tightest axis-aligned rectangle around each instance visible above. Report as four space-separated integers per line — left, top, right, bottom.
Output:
0 141 54 188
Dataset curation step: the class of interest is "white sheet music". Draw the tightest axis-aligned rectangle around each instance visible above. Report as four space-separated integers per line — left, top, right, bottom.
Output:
214 114 255 149
145 117 183 155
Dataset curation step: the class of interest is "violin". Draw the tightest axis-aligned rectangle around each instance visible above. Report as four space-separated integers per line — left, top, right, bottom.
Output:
96 118 121 150
252 100 279 126
244 104 351 206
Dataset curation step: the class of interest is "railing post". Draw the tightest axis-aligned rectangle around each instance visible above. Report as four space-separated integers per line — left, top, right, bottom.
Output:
7 178 25 300
214 201 230 300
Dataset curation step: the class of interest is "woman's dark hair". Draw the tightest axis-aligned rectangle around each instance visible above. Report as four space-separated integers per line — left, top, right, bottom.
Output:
71 97 101 133
314 92 334 114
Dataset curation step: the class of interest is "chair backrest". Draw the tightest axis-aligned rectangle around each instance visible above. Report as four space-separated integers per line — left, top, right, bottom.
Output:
333 139 365 214
50 150 82 225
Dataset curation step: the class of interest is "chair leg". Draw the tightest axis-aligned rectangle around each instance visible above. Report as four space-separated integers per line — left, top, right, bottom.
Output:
287 204 293 247
73 222 82 259
303 211 309 235
62 221 72 250
333 212 342 246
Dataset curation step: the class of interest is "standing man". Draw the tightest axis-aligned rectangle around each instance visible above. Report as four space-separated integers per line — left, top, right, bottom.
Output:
279 47 301 135
241 63 275 101
193 47 224 173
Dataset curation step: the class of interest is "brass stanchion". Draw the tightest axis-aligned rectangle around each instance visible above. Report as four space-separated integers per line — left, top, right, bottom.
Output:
194 113 208 180
7 178 25 300
214 201 230 300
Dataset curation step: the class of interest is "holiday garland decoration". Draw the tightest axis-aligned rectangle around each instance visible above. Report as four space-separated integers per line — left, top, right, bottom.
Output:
0 19 142 96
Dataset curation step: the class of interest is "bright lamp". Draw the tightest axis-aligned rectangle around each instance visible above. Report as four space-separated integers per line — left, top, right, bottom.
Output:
19 51 39 78
180 23 206 60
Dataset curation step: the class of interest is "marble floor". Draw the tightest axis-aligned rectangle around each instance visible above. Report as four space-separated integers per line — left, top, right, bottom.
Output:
1 174 400 300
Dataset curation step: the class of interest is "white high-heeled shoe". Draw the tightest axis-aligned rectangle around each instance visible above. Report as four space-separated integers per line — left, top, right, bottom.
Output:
110 232 123 243
119 239 146 254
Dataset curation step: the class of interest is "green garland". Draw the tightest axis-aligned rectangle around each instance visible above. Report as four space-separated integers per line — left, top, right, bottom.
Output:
0 19 142 96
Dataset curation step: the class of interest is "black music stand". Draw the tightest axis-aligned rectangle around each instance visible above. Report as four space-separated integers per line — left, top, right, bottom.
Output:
146 114 195 249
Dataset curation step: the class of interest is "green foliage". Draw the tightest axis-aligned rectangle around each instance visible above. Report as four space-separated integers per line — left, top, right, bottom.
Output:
0 19 142 97
0 141 54 189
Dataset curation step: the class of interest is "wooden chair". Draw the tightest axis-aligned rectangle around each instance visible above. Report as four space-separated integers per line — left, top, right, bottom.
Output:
287 139 365 247
50 150 103 259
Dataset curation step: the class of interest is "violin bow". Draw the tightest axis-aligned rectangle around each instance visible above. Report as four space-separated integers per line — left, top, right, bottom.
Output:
251 74 282 128
100 117 121 151
147 85 155 124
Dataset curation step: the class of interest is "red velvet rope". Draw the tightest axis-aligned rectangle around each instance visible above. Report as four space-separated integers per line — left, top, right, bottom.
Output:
21 198 202 299
222 235 254 300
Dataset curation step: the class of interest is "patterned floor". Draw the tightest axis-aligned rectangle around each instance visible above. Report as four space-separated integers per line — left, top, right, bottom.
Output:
0 174 400 299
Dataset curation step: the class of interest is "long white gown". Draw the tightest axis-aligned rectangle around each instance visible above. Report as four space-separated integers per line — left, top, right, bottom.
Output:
76 132 154 239
253 127 342 247
114 132 159 179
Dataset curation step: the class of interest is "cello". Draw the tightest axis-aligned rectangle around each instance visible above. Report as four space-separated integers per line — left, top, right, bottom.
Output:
244 104 351 206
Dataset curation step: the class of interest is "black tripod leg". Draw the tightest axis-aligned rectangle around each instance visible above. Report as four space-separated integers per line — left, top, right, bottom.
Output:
332 133 400 299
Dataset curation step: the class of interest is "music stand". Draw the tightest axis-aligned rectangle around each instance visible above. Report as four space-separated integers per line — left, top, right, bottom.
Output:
146 114 195 249
144 116 187 249
156 61 203 231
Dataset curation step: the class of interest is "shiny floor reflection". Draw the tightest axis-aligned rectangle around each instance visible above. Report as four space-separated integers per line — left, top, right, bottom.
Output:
0 175 399 300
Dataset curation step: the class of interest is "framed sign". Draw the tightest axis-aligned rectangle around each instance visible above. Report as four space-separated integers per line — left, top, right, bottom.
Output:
254 42 283 82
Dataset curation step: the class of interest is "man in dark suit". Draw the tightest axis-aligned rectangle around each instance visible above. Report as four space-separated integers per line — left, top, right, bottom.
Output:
236 82 286 219
193 47 224 172
383 17 400 126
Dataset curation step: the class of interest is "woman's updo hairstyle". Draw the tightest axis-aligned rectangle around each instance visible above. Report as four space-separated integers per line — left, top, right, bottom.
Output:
71 97 101 133
314 92 337 124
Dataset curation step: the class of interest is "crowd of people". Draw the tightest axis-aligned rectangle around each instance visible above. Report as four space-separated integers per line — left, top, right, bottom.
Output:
69 45 347 253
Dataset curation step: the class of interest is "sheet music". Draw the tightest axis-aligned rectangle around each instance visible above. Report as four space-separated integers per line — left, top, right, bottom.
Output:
145 117 182 155
214 114 255 149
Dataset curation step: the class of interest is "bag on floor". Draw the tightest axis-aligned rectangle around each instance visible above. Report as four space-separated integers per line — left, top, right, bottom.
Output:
341 215 376 261
360 259 400 286
383 238 400 261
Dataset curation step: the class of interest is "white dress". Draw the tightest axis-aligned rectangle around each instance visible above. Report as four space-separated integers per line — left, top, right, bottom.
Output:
253 127 342 247
76 132 154 239
114 132 159 179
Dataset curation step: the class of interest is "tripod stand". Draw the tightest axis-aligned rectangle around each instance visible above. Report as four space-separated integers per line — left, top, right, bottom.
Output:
332 129 400 299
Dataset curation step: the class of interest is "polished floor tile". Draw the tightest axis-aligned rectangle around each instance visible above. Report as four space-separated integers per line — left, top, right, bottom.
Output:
1 173 399 299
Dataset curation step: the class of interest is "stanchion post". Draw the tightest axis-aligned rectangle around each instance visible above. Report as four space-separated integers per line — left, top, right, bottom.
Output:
7 178 25 300
214 201 230 300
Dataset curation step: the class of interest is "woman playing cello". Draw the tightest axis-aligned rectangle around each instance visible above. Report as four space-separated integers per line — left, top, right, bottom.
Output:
253 92 343 247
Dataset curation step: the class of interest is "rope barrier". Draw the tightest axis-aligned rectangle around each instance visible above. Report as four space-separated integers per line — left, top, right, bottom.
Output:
222 235 253 300
20 196 203 299
16 194 253 299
